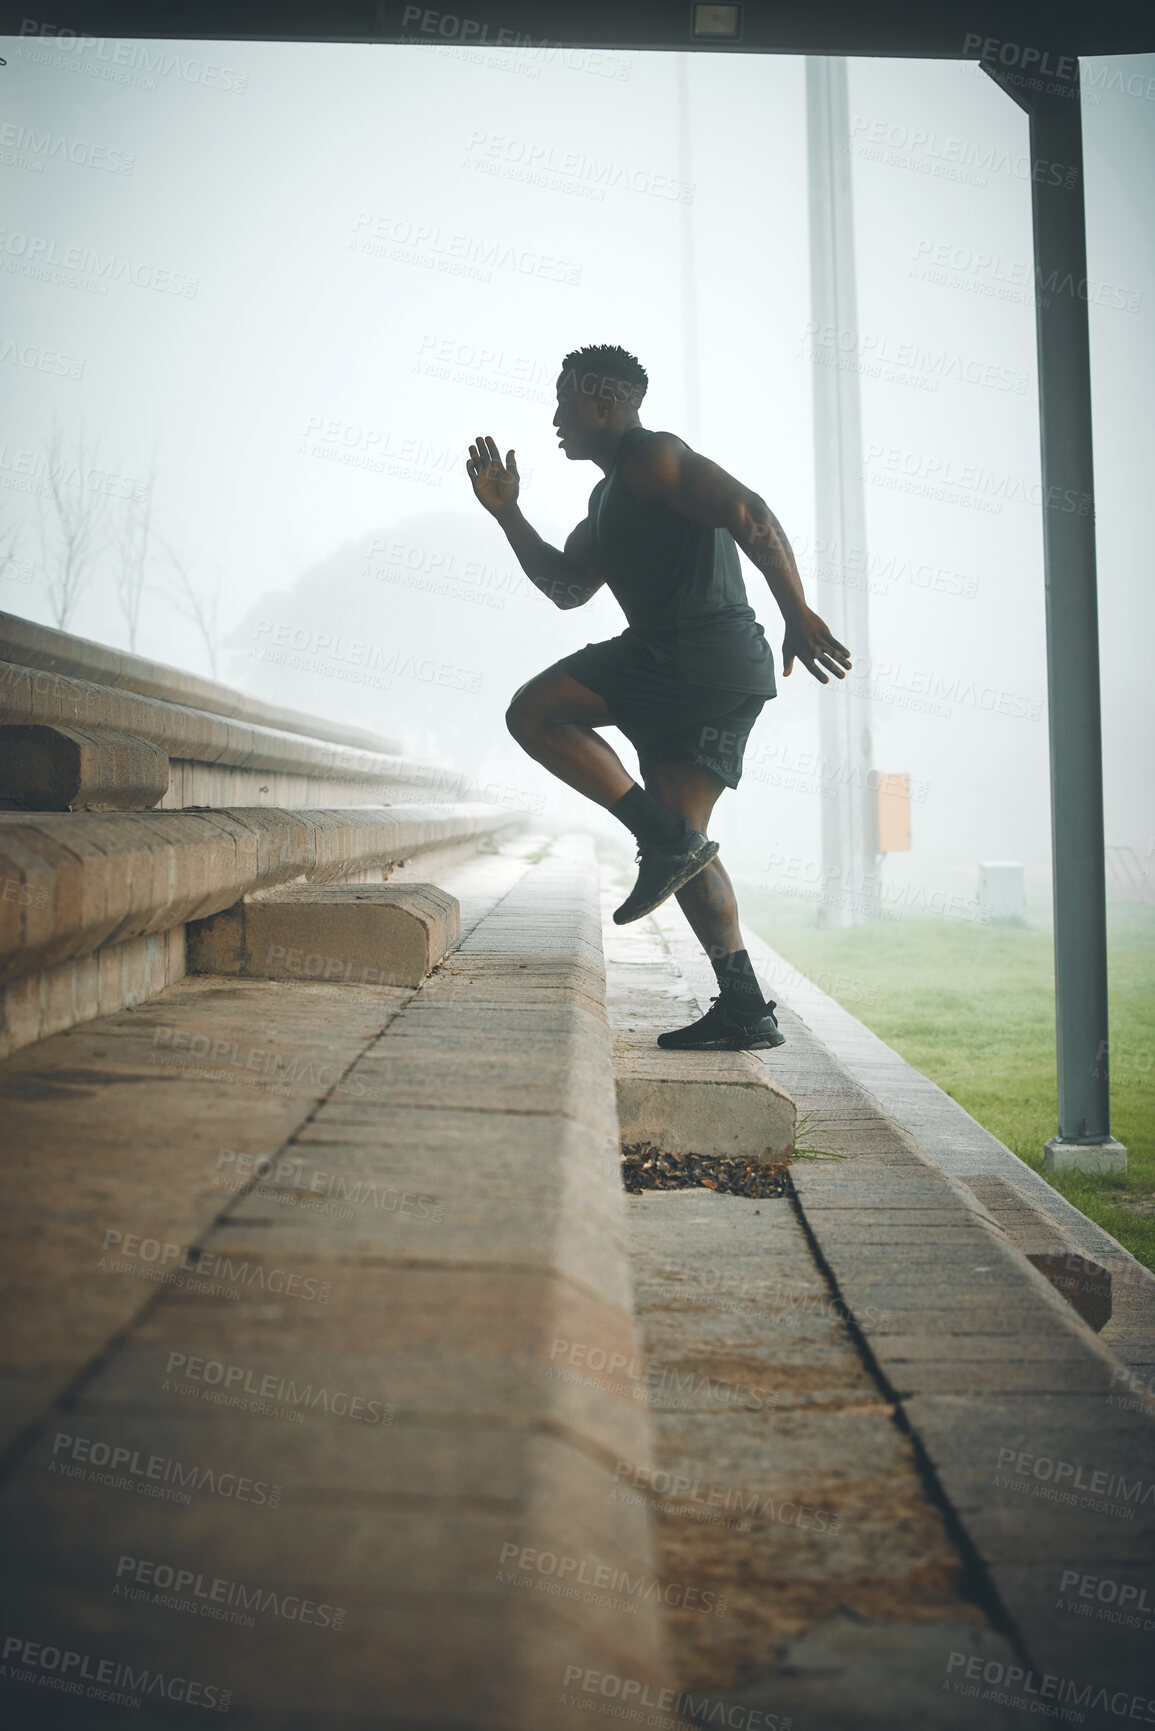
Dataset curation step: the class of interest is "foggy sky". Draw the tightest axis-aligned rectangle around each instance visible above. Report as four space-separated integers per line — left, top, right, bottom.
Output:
2 31 1152 904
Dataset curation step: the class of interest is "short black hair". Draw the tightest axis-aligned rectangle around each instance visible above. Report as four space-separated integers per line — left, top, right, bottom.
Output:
558 344 648 411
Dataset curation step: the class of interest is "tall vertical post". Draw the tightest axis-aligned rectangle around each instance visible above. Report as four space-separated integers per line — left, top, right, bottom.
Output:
983 58 1125 1172
676 55 701 442
805 56 876 925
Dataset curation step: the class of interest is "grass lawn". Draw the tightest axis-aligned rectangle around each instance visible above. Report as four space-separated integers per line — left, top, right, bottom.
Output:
740 886 1155 1271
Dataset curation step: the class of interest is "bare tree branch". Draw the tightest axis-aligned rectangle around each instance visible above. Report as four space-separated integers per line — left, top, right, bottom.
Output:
0 499 25 586
155 531 221 679
114 434 161 652
35 418 110 630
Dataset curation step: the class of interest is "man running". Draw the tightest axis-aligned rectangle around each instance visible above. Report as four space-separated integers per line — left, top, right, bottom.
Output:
466 342 850 1052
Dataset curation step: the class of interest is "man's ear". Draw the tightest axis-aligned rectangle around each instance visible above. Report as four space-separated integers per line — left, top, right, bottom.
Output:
597 392 618 423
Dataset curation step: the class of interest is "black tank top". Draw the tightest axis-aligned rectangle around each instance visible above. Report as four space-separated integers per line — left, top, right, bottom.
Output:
587 426 776 696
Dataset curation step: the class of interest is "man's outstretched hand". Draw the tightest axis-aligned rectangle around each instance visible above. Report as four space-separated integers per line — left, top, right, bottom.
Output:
466 434 519 517
782 607 852 683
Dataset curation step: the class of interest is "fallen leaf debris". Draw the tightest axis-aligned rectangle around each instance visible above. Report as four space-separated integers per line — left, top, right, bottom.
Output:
621 1141 792 1199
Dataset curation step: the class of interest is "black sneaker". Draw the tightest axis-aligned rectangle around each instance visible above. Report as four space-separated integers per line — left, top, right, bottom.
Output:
656 996 786 1051
612 830 720 926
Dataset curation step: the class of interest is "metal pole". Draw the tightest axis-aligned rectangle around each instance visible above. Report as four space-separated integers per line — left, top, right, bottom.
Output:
676 56 701 444
983 58 1125 1173
805 55 876 926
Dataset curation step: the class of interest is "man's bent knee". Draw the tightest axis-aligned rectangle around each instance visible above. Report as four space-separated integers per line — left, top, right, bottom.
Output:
505 685 538 745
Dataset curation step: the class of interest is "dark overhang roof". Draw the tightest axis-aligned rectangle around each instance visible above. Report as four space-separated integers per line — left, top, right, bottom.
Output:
2 0 1152 58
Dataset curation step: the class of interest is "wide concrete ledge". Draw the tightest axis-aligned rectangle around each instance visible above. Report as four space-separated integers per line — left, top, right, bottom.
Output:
966 1174 1113 1331
0 608 401 756
614 1031 795 1161
0 803 519 988
639 897 1155 1692
710 915 1155 1378
0 657 438 792
0 838 673 1728
189 882 460 987
602 874 796 1163
0 721 170 811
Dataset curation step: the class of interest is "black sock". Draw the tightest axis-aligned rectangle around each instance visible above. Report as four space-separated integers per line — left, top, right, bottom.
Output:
712 948 770 1014
609 784 691 851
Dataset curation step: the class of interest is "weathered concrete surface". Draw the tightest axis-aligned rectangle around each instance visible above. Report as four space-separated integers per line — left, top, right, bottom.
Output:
0 846 532 1454
615 880 1155 1720
603 880 795 1160
1 607 402 756
965 1173 1113 1330
189 883 460 987
734 916 1155 1379
0 723 170 811
0 837 674 1729
0 655 432 791
0 803 518 988
0 923 188 1064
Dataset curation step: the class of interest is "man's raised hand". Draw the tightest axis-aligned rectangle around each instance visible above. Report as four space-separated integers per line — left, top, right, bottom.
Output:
782 606 853 684
466 435 519 517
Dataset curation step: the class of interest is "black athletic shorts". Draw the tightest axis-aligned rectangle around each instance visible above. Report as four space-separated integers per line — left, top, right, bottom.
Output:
554 633 771 790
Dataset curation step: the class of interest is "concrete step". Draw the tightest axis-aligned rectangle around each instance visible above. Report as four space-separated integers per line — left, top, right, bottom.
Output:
736 919 1155 1378
0 834 672 1729
602 876 795 1163
188 882 460 987
0 722 171 812
636 895 1155 1711
0 803 523 1058
1 608 402 756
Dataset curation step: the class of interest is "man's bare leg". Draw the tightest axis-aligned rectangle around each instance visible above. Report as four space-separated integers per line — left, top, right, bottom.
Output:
506 668 722 925
643 762 779 1041
642 762 739 958
505 666 634 805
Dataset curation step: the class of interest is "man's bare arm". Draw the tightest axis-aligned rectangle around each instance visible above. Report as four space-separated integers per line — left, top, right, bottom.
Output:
622 433 851 682
466 433 604 611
